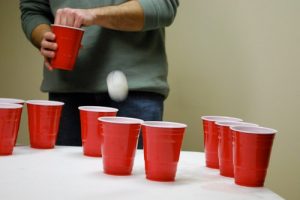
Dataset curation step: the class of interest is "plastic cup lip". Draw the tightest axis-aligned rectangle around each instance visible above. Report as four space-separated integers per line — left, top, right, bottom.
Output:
215 121 258 127
78 106 118 113
51 24 85 31
0 98 25 104
98 116 144 125
26 100 64 106
230 125 277 135
0 103 23 109
142 121 187 128
201 115 243 122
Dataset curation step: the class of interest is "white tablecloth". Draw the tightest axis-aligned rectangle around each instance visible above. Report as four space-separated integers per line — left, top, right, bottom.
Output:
0 146 283 200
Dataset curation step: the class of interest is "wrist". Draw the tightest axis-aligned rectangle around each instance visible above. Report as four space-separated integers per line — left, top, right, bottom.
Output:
87 8 101 26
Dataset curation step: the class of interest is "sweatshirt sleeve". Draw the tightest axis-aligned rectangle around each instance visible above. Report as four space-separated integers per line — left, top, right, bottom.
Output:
20 0 54 42
139 0 179 31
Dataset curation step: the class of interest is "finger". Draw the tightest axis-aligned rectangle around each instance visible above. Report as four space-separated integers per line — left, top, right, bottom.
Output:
41 48 55 59
60 13 67 26
55 9 62 25
44 58 53 71
44 32 56 41
74 14 84 28
57 8 69 26
66 11 75 27
41 40 57 51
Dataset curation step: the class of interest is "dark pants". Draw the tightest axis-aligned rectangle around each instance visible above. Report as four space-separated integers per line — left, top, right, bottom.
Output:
49 91 164 149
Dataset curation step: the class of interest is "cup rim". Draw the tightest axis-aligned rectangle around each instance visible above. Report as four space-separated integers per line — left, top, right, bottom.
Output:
26 100 64 106
78 106 118 113
51 24 85 31
98 116 143 124
0 103 23 109
142 121 187 128
215 121 258 127
201 115 242 122
230 125 277 135
0 98 25 104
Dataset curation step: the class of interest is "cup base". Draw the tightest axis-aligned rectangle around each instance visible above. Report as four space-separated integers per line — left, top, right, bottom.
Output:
145 161 177 182
235 180 264 187
104 170 132 176
0 148 13 155
0 140 14 155
0 152 13 156
83 152 102 157
206 161 219 169
30 145 55 149
30 140 56 149
220 165 234 177
83 147 102 157
146 176 175 182
220 171 234 178
103 157 133 176
234 167 266 187
51 64 74 71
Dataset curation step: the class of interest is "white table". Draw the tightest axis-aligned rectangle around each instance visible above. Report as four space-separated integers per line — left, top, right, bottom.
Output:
0 146 283 200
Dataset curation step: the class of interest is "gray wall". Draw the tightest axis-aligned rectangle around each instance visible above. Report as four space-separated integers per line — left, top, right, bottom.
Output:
0 1 299 199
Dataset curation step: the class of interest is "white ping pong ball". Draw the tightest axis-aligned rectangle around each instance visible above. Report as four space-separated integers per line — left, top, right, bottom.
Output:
106 70 128 102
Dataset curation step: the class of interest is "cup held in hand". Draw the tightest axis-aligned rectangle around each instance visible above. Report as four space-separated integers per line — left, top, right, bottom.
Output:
50 24 84 70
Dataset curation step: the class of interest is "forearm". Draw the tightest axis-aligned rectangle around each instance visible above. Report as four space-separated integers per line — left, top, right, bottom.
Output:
54 0 178 31
31 24 52 49
20 0 54 47
89 0 144 31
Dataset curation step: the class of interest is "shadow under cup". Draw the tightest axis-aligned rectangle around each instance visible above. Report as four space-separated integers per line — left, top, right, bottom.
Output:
51 24 84 71
27 100 64 149
0 103 23 155
142 121 186 182
79 106 118 157
231 126 277 187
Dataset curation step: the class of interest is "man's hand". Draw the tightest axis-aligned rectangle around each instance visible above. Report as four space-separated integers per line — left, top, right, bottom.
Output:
31 24 57 71
40 31 57 71
55 8 95 28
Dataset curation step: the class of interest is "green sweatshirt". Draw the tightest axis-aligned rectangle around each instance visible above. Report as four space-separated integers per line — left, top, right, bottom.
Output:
20 0 179 98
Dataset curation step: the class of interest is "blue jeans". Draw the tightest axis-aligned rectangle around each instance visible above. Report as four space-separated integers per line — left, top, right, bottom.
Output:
49 92 164 149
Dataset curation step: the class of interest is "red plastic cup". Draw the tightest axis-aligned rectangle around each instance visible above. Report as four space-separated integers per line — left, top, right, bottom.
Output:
215 121 259 177
0 98 25 146
142 121 187 182
26 100 64 149
98 117 143 175
50 24 84 70
231 126 277 187
78 106 118 157
0 103 23 155
201 116 242 169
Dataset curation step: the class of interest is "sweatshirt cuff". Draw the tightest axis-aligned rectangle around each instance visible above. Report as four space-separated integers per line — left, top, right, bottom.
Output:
139 0 159 31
